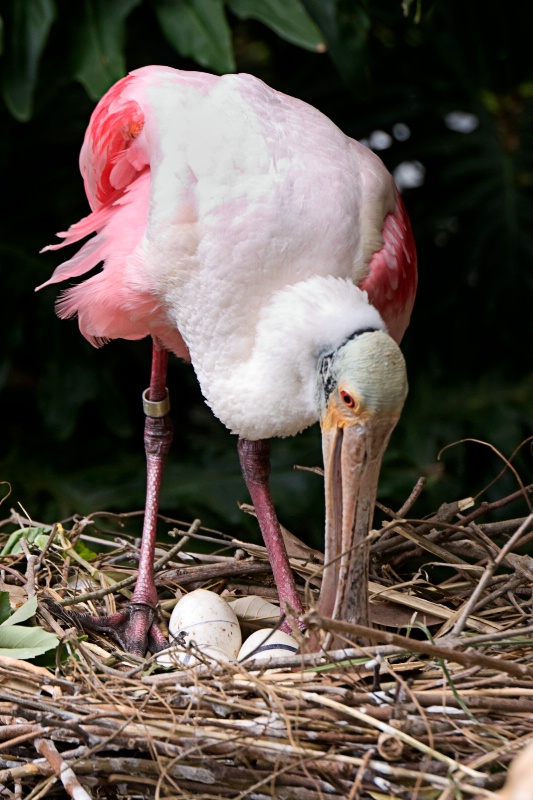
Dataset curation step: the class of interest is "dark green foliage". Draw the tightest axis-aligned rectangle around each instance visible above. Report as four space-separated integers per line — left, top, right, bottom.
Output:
0 0 532 545
1 0 56 120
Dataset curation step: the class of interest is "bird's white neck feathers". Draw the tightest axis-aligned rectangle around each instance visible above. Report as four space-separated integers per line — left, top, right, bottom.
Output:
184 276 385 440
122 70 396 439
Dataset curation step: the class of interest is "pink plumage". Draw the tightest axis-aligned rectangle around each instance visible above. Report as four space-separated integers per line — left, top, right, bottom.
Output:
362 194 417 343
39 66 417 654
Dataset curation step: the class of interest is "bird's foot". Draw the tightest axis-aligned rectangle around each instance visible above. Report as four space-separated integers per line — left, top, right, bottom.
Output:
49 600 168 656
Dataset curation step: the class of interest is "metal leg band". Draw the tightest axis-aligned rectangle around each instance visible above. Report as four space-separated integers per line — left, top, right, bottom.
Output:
142 388 170 418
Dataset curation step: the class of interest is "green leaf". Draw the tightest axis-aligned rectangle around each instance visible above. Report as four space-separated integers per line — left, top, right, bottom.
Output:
0 592 11 625
1 0 56 121
73 539 98 562
155 0 235 74
300 0 370 84
0 525 53 556
73 0 142 100
0 596 58 659
299 0 339 47
0 529 23 556
0 623 58 659
227 0 324 52
1 595 37 626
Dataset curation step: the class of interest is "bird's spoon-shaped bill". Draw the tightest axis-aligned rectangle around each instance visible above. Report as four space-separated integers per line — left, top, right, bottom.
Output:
315 331 408 649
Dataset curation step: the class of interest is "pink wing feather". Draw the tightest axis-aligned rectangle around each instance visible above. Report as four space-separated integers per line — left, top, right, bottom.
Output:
37 72 187 357
360 191 417 344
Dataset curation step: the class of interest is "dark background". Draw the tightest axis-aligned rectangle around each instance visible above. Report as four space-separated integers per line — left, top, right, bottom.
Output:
1 0 532 549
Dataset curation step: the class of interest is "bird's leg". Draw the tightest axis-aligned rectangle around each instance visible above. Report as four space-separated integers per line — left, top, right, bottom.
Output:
64 341 172 655
126 340 173 652
237 438 303 632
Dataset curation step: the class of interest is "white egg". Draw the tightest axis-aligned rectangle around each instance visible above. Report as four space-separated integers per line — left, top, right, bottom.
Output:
162 589 241 668
156 644 235 669
238 628 299 664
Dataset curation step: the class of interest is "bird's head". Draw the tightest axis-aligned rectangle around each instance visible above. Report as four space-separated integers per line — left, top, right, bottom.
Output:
316 329 408 635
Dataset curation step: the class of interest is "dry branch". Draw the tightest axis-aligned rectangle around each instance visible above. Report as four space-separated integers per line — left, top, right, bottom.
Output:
1 481 533 798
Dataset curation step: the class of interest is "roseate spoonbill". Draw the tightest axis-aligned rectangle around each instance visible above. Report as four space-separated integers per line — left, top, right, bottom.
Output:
38 66 417 655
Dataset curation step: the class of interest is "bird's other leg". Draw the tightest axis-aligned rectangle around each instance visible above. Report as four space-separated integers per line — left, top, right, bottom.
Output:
237 438 303 633
66 341 172 656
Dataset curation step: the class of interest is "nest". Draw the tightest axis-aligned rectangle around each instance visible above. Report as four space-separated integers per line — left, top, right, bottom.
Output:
1 478 533 799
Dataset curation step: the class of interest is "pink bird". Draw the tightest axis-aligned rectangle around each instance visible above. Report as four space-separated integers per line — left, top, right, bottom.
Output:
39 66 417 655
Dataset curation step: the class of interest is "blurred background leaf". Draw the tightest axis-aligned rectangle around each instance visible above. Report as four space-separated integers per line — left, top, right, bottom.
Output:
0 0 532 549
228 0 324 52
1 0 56 120
155 0 235 74
300 0 371 85
73 0 142 100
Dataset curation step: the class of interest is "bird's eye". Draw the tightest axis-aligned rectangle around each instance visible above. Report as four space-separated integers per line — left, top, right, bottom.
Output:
340 390 355 408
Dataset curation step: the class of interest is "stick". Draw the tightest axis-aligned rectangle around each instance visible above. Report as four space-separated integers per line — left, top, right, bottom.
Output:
54 523 197 607
303 611 533 680
35 739 93 800
451 513 533 635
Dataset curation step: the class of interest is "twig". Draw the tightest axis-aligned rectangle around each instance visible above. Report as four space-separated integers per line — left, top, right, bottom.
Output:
471 573 523 615
459 621 533 647
303 611 533 680
379 486 533 566
35 524 59 570
158 558 273 586
374 477 427 547
5 482 533 799
452 484 533 531
451 514 533 636
371 499 469 557
349 748 374 800
284 688 484 779
382 523 480 587
396 477 427 517
19 539 38 598
0 728 46 752
34 739 93 800
55 524 197 607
